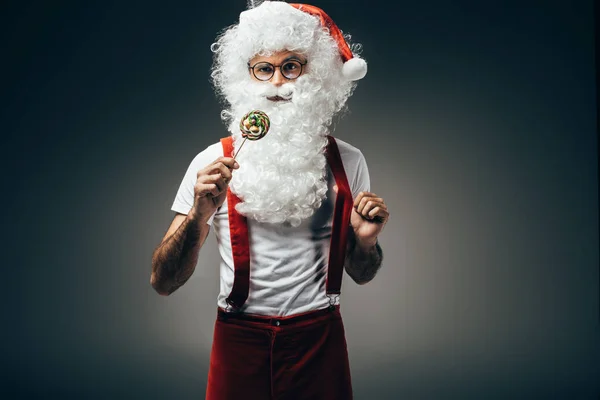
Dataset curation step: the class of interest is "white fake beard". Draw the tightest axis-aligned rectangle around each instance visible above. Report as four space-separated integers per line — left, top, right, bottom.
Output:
226 75 336 227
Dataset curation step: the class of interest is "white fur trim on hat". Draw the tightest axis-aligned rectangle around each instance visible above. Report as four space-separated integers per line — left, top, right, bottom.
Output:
343 57 367 81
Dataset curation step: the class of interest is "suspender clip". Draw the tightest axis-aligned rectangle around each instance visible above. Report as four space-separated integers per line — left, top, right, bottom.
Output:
327 294 339 311
225 298 241 313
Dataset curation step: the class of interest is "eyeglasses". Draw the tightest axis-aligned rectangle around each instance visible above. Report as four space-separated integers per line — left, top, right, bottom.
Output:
247 59 307 81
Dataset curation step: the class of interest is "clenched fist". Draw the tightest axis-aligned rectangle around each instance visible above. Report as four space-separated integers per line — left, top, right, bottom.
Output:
189 157 239 224
333 186 389 248
351 191 389 247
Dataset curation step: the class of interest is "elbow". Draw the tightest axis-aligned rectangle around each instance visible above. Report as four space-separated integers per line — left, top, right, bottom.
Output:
353 276 373 286
150 272 173 296
150 254 175 296
345 269 373 286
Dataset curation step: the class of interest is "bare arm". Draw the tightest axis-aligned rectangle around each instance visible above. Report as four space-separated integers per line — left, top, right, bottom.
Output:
150 213 210 296
343 190 389 285
150 156 239 296
344 231 383 285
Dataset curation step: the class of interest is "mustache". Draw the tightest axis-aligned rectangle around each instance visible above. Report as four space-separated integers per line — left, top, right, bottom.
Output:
255 82 295 100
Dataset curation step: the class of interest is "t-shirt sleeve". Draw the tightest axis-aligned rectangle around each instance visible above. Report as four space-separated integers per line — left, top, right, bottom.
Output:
171 143 222 225
352 150 371 198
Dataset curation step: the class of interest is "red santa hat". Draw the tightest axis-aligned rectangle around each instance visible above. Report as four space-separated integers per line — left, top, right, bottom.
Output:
242 1 367 81
289 3 368 81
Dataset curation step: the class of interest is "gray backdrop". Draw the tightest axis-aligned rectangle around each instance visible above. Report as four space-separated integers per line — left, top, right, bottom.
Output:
3 0 598 398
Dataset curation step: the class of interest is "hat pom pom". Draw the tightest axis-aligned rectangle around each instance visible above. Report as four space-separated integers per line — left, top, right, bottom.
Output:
342 57 367 81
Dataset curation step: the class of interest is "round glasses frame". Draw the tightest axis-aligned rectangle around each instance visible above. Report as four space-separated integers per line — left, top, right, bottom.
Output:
247 59 308 81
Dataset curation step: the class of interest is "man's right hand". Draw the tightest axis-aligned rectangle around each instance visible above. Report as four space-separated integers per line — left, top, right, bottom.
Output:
189 157 239 224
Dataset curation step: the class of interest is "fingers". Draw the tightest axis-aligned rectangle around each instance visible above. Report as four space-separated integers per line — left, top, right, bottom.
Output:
195 173 226 197
353 191 378 209
356 198 384 215
204 163 233 184
367 206 389 223
212 157 239 172
355 192 384 214
358 200 388 221
194 157 240 195
194 180 220 198
354 191 388 222
200 157 238 179
215 156 240 170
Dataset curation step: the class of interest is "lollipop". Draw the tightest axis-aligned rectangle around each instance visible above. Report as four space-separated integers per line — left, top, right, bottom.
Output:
234 110 270 159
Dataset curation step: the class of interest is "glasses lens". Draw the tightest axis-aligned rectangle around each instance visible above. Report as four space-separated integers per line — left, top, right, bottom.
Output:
281 60 302 79
253 62 274 81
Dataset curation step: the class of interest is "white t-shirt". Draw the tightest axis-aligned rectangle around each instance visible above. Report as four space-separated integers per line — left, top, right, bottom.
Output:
171 138 370 316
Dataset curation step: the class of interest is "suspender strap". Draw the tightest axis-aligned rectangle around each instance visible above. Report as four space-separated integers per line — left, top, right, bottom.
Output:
220 135 353 309
220 137 250 309
324 135 353 295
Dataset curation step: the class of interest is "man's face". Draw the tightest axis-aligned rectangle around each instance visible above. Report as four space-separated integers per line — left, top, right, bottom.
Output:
248 50 307 102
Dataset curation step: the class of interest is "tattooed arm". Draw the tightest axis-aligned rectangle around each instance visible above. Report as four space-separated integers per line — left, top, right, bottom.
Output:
150 157 239 296
343 190 389 285
151 213 210 296
344 230 384 285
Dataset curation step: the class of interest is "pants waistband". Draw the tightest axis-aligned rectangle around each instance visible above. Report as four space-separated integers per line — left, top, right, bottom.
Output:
217 305 340 327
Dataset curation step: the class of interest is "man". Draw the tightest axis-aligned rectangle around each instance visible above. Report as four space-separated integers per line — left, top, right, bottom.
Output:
151 1 389 399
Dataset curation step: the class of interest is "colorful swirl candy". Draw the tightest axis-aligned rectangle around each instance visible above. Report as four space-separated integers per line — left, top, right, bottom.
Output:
239 110 270 140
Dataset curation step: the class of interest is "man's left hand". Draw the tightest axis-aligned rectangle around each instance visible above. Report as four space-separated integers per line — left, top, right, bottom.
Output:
350 191 389 247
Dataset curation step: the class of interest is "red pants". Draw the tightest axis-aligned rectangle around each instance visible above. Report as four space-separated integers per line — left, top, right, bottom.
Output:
205 305 353 400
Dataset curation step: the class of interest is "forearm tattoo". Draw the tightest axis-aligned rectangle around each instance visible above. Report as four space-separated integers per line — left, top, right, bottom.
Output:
152 218 204 294
344 232 384 285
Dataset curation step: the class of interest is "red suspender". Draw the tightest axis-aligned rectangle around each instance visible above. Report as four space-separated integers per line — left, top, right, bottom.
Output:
220 135 353 310
324 135 353 296
220 137 250 309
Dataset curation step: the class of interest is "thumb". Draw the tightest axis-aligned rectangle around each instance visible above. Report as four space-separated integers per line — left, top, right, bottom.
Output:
333 184 338 194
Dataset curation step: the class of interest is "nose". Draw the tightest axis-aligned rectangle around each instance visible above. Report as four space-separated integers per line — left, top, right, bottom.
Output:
270 68 285 86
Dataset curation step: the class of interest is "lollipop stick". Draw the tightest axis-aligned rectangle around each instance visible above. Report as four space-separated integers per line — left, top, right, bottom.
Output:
232 137 247 160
